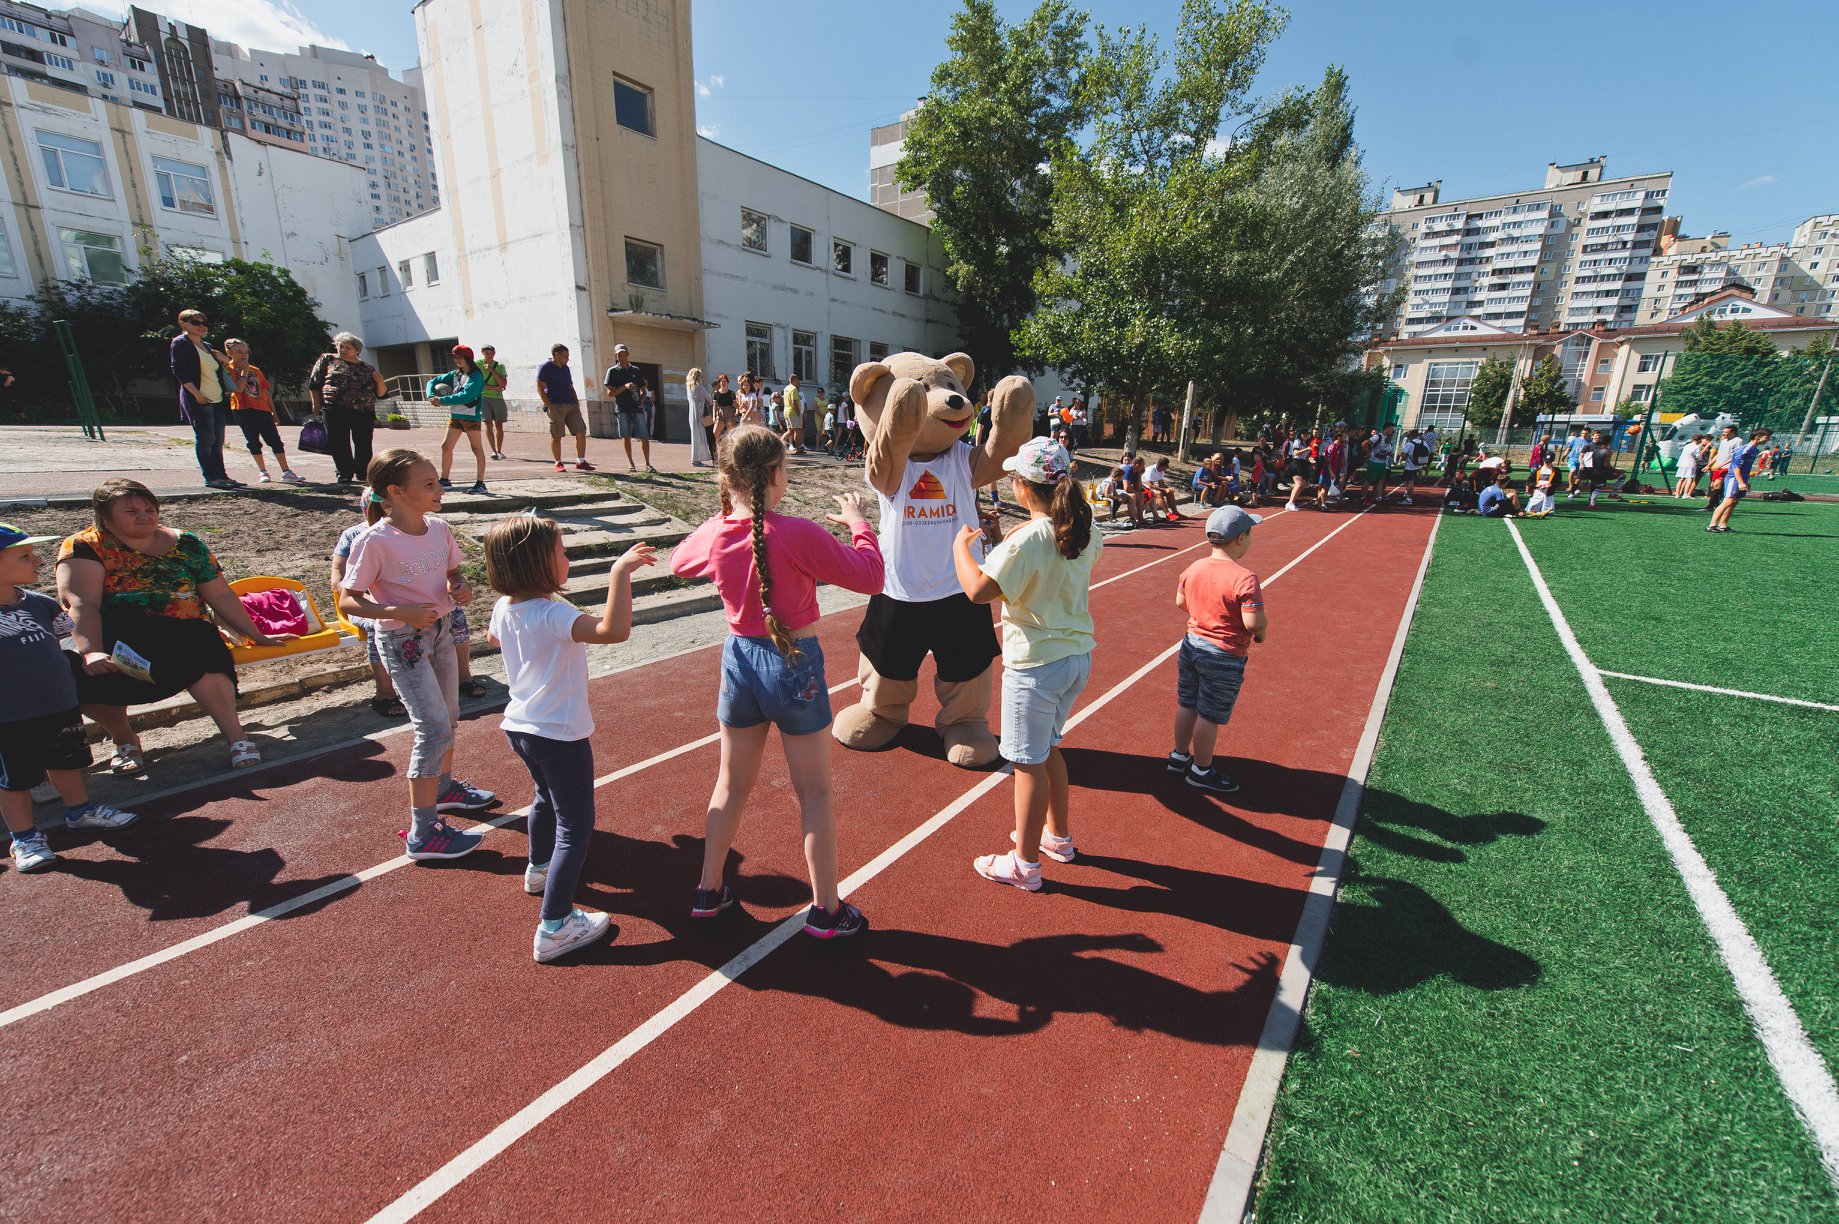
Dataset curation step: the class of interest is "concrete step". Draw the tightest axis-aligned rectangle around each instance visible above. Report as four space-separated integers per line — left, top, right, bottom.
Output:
436 481 633 519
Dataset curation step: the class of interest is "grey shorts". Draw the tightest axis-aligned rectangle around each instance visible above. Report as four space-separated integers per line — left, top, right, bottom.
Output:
1176 634 1246 726
481 396 507 423
546 402 586 438
1000 653 1091 766
615 410 649 441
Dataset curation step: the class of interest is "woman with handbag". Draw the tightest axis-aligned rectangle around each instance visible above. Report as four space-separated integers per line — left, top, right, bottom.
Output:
308 332 388 484
686 367 715 466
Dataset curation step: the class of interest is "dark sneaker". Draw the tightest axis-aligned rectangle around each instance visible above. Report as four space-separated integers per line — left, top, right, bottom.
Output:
690 885 735 919
1186 765 1240 794
438 477 453 489
401 819 484 860
1167 749 1194 773
467 482 489 495
435 779 497 812
804 900 867 939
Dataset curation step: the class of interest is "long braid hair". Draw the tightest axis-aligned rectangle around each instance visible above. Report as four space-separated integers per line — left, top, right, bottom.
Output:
716 425 801 660
1018 473 1092 559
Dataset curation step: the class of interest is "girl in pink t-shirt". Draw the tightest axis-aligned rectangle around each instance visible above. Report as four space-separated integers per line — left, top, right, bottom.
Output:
670 425 884 938
338 449 497 861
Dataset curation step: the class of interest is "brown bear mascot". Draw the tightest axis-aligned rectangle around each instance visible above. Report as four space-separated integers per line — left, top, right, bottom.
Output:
832 351 1034 767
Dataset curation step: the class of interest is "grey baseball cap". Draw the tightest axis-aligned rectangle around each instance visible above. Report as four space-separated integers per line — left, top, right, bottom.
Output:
1205 505 1261 542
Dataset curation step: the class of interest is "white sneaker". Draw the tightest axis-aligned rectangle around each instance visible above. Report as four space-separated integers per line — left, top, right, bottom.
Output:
1401 496 1414 505
258 471 274 483
524 861 548 895
533 908 611 962
65 802 139 831
30 781 58 804
10 833 55 872
281 470 305 483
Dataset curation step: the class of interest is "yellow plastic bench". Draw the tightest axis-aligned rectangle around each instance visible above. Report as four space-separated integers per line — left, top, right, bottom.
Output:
225 576 355 666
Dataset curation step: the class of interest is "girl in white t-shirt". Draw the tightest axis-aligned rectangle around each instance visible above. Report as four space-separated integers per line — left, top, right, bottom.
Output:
951 437 1101 892
483 515 657 963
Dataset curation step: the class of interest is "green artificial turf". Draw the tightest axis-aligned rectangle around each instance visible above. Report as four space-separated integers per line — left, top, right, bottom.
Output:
1253 515 1837 1223
1513 497 1839 706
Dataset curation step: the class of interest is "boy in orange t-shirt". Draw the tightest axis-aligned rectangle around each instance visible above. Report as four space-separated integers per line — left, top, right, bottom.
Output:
1168 505 1268 794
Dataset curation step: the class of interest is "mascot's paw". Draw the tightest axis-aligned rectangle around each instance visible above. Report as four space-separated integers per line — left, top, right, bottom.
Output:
941 721 1000 769
834 704 905 751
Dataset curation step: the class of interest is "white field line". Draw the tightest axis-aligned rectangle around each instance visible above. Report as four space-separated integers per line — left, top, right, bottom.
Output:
1199 512 1442 1223
0 513 1240 1031
1506 519 1839 1190
365 507 1365 1224
1596 670 1839 714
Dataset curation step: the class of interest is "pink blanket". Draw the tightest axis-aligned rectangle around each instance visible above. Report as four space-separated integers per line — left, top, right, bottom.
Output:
238 588 309 637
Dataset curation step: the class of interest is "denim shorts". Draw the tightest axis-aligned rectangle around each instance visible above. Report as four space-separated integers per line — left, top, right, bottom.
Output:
1177 634 1247 726
1000 653 1091 766
718 634 832 736
615 410 650 440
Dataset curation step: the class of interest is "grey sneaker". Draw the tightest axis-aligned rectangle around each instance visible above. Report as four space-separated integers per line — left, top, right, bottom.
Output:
10 833 56 872
524 860 548 895
64 802 140 831
534 908 611 963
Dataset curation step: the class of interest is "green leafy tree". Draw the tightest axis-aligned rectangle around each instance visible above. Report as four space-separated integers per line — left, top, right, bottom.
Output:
1463 356 1512 430
1655 317 1787 423
1515 355 1575 424
896 0 1090 380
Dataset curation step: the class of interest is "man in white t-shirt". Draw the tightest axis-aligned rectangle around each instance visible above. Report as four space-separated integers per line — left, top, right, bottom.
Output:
1399 428 1433 505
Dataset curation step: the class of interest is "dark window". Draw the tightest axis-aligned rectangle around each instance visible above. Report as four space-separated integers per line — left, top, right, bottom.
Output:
869 251 889 286
790 225 814 265
832 240 852 276
625 238 664 290
903 261 922 294
740 208 768 253
613 77 653 136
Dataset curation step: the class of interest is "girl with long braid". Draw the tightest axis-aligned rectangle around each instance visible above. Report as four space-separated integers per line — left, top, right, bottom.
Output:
670 426 885 937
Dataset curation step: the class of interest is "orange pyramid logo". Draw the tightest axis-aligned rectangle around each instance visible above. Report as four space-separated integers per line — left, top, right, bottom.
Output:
908 472 947 500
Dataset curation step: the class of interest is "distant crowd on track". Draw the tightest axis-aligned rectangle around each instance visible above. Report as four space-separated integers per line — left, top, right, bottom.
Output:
1 422 1281 963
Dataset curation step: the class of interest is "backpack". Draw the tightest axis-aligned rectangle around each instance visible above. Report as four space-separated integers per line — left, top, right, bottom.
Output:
1411 439 1431 464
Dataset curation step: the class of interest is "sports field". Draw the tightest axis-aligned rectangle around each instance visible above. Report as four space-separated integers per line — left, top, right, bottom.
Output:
1256 494 1839 1220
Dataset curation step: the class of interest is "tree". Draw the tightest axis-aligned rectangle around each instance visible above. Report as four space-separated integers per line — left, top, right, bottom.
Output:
1655 317 1786 423
896 0 1090 381
1514 355 1575 424
1463 356 1512 430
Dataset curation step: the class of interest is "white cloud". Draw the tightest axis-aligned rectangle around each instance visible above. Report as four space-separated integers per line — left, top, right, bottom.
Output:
696 80 710 96
697 123 719 138
709 74 725 88
83 0 350 56
1203 137 1231 158
1739 174 1776 191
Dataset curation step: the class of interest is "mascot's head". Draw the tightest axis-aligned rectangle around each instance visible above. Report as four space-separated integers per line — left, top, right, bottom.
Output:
850 351 977 453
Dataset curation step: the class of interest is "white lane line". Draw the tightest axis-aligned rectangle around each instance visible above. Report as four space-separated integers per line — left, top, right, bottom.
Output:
1199 512 1441 1223
1597 670 1839 714
366 508 1365 1223
0 512 1233 1031
1507 519 1839 1191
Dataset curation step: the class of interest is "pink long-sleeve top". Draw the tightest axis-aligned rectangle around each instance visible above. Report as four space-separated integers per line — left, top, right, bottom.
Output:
671 510 884 637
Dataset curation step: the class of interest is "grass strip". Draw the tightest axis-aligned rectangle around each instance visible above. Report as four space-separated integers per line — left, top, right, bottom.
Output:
1253 515 1835 1222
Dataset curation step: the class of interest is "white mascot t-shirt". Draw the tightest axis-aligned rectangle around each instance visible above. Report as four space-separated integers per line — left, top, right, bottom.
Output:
871 440 981 602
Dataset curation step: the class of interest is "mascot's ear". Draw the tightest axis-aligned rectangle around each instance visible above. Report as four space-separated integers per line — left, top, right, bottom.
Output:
942 352 975 394
850 361 892 408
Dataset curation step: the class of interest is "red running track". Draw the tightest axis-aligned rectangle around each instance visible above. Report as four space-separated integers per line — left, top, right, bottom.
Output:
1 505 1437 1222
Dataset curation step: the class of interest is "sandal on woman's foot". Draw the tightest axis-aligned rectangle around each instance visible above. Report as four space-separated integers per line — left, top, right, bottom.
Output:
109 743 146 775
229 740 262 769
369 695 406 717
458 678 488 699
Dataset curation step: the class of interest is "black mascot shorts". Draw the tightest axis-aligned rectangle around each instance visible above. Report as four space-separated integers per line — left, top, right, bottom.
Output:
856 593 1000 684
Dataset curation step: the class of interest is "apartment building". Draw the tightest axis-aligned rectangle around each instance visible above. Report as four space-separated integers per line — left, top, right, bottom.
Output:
1380 157 1673 337
212 43 436 227
1637 213 1839 324
868 107 932 223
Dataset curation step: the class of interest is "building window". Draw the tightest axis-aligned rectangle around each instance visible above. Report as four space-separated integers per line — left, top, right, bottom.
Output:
377 265 389 296
869 251 889 286
0 225 14 279
1390 363 1408 380
357 271 368 300
740 208 768 253
1636 353 1662 374
613 76 653 136
1629 384 1653 403
624 238 664 290
45 52 74 71
832 239 852 276
152 155 213 216
57 228 125 285
1419 359 1479 430
37 131 110 198
1589 386 1605 402
1595 357 1612 374
745 321 774 379
424 252 439 284
829 335 860 391
792 330 817 383
397 258 412 288
789 224 814 266
868 341 889 362
903 260 922 295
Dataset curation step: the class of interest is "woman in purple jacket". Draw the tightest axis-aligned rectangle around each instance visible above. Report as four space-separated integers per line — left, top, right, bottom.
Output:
169 308 238 489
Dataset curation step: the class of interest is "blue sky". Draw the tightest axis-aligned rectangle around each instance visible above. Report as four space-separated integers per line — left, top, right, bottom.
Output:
194 0 1839 245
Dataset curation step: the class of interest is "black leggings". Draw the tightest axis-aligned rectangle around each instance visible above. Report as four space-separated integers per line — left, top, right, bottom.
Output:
325 408 376 482
233 409 285 456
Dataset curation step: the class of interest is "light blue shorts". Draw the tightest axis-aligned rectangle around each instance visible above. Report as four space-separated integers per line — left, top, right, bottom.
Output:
999 653 1091 766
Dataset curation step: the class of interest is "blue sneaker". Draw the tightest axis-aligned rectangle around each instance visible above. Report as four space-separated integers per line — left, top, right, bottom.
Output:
690 885 735 919
1185 765 1240 795
804 901 867 939
401 819 484 861
1166 749 1193 774
435 779 496 813
10 832 56 873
